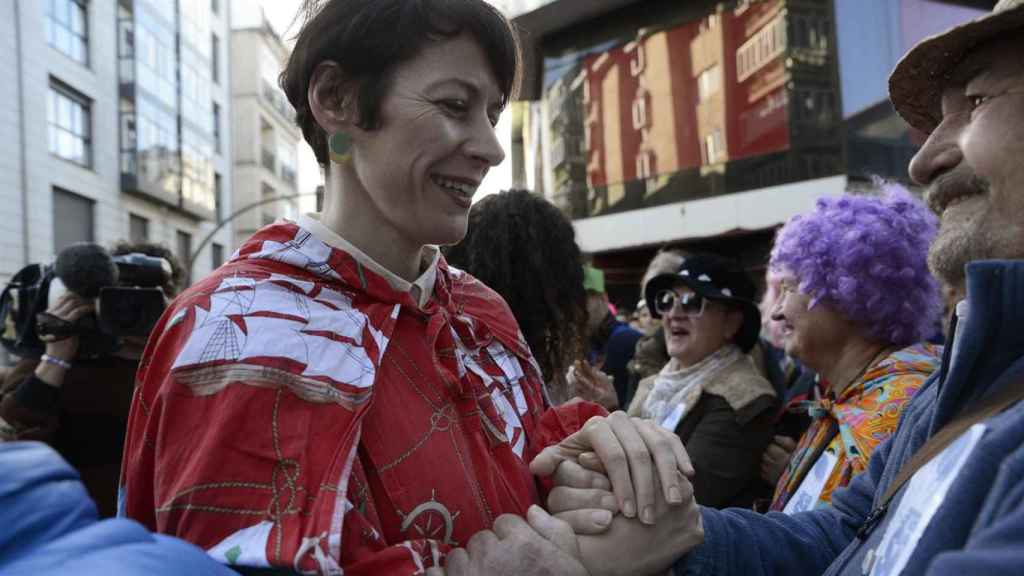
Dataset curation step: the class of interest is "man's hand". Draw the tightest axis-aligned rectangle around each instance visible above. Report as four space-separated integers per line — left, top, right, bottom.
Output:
569 361 619 410
760 435 798 486
531 412 694 524
37 292 94 362
544 460 703 576
575 473 703 576
427 506 589 576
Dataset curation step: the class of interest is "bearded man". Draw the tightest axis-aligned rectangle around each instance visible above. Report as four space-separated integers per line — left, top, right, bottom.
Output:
651 2 1024 574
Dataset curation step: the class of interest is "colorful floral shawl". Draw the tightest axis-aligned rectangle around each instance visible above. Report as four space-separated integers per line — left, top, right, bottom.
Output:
770 343 941 512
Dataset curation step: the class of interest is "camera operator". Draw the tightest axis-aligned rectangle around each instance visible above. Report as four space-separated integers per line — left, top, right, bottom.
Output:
0 242 184 517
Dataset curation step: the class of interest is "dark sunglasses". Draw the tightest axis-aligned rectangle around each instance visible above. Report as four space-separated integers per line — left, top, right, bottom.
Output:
654 289 706 317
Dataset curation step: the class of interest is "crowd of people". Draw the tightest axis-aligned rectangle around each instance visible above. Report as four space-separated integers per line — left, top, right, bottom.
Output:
2 0 1023 574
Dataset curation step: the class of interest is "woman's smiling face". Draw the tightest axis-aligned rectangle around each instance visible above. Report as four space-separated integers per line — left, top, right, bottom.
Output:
769 272 850 371
349 33 506 248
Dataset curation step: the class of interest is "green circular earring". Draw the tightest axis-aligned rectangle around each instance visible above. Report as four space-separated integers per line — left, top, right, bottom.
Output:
328 131 352 165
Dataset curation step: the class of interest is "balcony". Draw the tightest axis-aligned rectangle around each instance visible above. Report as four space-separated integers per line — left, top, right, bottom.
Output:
281 165 297 187
261 148 276 172
261 80 294 122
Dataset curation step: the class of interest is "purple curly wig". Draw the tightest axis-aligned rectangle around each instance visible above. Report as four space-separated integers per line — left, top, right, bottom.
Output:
770 185 942 346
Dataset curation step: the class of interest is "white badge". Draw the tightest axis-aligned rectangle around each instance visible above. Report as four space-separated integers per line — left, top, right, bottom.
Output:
660 403 687 431
869 423 987 576
783 447 840 515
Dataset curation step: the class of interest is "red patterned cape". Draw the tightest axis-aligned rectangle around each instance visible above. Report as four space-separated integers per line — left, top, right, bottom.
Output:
119 222 600 574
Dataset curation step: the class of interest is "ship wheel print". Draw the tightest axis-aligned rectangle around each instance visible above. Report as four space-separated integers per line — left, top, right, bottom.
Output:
398 490 461 546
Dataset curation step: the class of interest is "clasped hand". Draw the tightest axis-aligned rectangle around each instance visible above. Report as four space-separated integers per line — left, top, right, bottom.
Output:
433 412 704 575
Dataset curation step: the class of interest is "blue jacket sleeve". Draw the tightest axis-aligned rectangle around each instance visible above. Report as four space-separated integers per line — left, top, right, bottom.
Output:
674 433 890 576
0 441 235 576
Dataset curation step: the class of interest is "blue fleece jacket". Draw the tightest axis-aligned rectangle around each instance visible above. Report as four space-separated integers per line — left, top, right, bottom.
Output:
0 441 235 575
675 260 1024 576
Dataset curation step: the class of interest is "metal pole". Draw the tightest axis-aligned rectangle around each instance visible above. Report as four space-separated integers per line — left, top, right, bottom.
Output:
188 192 317 271
14 0 29 267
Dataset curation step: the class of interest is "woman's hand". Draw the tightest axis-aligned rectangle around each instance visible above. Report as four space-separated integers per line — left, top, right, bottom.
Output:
546 459 619 534
760 435 798 486
531 412 694 525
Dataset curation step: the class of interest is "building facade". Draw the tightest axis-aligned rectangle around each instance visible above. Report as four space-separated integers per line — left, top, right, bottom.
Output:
229 14 301 250
0 0 234 287
509 0 991 307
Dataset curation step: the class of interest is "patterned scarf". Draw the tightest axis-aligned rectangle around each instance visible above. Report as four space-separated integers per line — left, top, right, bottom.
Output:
642 344 743 426
770 343 941 511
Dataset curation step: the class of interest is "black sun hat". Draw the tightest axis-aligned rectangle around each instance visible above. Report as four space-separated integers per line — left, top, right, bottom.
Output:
644 253 761 352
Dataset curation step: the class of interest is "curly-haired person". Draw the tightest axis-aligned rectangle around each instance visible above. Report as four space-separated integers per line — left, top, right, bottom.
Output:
444 189 588 404
766 185 943 513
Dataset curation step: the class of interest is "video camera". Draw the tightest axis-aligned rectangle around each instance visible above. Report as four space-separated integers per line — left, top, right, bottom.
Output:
0 243 172 358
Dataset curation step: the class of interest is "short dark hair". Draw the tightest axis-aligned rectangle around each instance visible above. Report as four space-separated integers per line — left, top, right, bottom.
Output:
282 0 521 166
444 190 587 395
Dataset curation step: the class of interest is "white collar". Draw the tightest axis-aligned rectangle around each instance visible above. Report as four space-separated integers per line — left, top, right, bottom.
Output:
297 213 439 308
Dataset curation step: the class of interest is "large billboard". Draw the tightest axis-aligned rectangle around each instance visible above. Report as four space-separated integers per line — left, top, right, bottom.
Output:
527 0 841 219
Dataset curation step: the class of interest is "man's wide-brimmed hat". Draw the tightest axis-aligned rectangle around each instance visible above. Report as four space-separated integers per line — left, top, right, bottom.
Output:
889 0 1024 134
644 254 760 352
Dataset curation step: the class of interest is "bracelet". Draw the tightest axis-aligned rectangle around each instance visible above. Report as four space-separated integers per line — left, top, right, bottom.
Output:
40 354 72 370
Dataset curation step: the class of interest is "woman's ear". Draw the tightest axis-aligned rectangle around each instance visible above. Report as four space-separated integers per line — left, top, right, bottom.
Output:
308 61 355 135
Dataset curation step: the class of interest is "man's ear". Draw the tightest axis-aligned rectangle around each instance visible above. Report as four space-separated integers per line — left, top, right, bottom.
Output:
308 61 356 135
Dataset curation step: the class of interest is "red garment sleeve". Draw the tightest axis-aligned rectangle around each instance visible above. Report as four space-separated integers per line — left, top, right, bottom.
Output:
531 400 608 495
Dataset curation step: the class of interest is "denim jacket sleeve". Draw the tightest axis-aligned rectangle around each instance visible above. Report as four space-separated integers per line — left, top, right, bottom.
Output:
673 433 891 576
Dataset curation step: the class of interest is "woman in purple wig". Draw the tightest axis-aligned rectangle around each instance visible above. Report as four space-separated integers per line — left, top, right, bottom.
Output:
767 186 943 513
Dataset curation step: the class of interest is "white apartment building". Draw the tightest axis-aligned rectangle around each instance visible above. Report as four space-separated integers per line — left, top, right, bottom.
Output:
0 0 234 286
230 9 301 249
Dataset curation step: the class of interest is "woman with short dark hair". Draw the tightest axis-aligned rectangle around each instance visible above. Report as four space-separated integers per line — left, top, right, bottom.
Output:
119 2 686 574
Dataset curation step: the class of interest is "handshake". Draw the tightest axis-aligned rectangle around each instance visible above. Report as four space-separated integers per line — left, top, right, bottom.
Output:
427 412 705 576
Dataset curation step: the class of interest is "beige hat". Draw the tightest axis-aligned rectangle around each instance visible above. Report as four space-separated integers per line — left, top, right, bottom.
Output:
889 0 1024 134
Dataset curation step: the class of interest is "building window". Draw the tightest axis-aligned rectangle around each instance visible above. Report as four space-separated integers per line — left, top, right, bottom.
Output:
736 14 787 82
48 80 92 167
261 118 276 172
279 139 297 187
211 0 219 15
176 230 193 279
211 243 224 269
129 213 149 243
214 171 224 222
791 15 830 52
629 42 645 77
48 0 89 65
702 130 725 164
696 65 721 102
211 33 220 84
53 188 94 252
261 183 277 225
795 89 836 124
631 94 648 130
636 151 655 179
213 102 222 154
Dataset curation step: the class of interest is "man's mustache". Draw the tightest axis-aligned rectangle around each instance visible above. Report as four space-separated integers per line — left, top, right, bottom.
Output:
925 170 991 216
